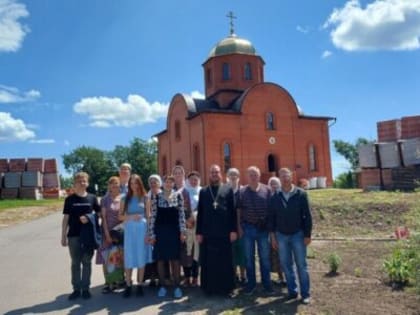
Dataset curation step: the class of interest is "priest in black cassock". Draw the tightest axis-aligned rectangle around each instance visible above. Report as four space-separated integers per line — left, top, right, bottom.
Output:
196 164 238 296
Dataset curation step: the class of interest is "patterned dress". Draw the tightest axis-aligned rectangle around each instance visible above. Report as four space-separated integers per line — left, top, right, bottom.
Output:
149 191 186 261
96 193 122 264
123 195 152 268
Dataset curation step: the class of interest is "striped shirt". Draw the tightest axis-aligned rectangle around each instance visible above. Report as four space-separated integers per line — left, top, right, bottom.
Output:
238 184 271 225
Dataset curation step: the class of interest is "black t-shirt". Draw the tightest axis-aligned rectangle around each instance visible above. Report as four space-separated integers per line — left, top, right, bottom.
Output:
63 193 101 237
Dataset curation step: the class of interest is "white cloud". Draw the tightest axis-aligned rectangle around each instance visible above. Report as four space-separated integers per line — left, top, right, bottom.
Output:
190 90 205 99
323 0 420 51
64 140 70 146
322 50 333 58
296 25 309 34
0 0 29 52
0 84 41 103
29 139 55 144
0 111 35 142
74 94 169 128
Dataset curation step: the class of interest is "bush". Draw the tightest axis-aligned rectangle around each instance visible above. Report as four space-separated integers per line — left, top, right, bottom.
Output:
383 234 420 292
327 252 342 274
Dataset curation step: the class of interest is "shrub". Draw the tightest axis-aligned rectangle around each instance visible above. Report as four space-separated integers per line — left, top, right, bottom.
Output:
354 267 362 277
327 252 342 274
383 234 420 292
383 247 411 286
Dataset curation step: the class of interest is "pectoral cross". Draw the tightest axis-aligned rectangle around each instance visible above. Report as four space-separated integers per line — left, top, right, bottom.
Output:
213 201 218 209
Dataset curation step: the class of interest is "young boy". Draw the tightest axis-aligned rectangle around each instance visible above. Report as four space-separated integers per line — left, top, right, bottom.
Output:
61 172 101 300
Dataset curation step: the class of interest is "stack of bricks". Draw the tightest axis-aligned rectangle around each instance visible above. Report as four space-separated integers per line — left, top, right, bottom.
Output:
0 158 60 199
42 159 60 198
359 115 420 191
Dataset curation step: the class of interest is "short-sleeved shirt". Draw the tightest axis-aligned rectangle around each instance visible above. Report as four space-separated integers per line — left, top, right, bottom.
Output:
63 193 101 237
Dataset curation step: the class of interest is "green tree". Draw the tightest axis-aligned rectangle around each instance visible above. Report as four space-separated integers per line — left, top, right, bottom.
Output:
333 138 371 171
59 175 73 189
110 137 157 187
333 138 372 188
62 146 114 194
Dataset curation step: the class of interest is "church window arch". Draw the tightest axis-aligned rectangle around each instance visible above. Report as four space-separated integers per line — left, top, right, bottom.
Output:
206 68 212 86
309 144 317 171
244 62 252 80
193 143 200 173
266 112 275 130
267 153 277 172
223 142 232 173
222 63 231 81
175 120 181 141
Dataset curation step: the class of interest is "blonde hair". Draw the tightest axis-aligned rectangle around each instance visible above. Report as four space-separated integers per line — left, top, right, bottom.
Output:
74 171 89 182
119 163 132 171
108 176 120 185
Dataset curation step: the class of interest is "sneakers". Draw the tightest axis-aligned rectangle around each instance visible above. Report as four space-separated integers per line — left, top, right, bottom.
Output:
81 289 91 299
123 286 132 298
136 285 144 297
173 287 183 298
243 286 256 296
157 286 167 298
302 297 311 304
286 293 298 300
68 290 80 300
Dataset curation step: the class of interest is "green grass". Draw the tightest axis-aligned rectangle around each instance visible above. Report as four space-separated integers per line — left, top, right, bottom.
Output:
308 189 420 237
0 199 63 211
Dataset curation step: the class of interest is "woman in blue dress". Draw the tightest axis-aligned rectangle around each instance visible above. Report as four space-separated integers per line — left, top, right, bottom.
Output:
118 174 151 298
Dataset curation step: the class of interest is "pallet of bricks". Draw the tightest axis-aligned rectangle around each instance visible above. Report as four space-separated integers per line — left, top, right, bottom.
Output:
0 158 60 199
42 158 60 198
358 115 420 191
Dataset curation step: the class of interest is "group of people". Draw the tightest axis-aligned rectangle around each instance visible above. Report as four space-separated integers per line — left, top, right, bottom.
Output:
61 163 313 305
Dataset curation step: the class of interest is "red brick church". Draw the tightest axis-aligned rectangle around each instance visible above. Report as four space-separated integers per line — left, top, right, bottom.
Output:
156 22 334 185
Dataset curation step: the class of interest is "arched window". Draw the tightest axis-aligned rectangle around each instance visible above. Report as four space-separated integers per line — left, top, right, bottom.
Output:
244 62 252 80
268 154 277 172
206 68 212 86
175 120 181 141
161 155 167 177
266 112 275 130
222 63 231 81
309 144 317 171
193 143 200 172
223 142 232 173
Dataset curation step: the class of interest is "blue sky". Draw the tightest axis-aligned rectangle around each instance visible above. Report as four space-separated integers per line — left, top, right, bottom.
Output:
1 0 419 178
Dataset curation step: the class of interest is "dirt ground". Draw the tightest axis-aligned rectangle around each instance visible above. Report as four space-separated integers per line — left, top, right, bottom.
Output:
0 205 61 228
0 205 419 314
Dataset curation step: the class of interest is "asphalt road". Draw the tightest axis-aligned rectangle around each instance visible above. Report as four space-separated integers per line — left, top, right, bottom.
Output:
0 212 208 315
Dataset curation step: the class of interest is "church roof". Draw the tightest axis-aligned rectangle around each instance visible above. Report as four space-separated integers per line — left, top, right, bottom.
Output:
207 34 257 58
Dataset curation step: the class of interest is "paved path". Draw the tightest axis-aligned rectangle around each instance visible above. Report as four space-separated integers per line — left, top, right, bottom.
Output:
0 212 214 315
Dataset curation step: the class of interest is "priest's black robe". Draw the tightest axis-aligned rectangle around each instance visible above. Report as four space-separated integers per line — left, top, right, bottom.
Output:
196 184 237 295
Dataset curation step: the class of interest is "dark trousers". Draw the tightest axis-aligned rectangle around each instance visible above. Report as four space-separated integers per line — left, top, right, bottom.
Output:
183 260 199 278
68 237 94 290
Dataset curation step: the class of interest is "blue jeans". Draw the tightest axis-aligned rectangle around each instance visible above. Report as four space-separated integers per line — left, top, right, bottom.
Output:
68 237 94 291
242 223 272 290
276 230 310 298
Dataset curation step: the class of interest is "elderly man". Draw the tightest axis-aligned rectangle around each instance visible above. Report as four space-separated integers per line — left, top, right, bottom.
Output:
196 164 237 296
238 166 274 295
268 167 312 304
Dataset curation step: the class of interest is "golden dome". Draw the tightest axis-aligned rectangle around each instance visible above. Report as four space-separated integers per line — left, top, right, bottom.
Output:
208 34 257 58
